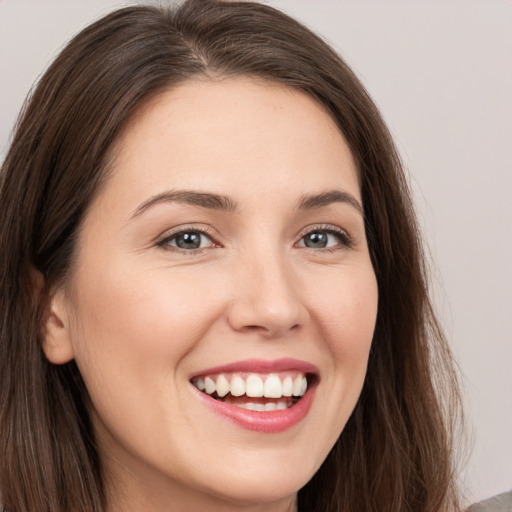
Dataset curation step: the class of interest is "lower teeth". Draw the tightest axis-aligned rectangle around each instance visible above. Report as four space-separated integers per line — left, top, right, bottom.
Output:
236 402 289 411
212 395 296 411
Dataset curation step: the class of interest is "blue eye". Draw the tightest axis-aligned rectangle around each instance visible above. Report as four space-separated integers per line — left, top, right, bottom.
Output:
160 230 214 250
297 228 351 249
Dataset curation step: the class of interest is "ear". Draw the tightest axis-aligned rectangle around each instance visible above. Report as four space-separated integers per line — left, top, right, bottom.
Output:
40 281 76 365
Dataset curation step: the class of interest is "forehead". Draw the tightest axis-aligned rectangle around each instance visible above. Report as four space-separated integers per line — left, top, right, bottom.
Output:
103 77 360 210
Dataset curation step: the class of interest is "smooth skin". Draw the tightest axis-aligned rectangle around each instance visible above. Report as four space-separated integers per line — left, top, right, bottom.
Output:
43 78 379 512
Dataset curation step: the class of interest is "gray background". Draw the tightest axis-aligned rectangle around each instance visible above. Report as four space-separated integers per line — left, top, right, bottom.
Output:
1 0 510 505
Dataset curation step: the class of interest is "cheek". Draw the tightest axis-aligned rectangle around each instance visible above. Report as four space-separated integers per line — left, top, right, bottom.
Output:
67 263 226 390
65 263 230 463
296 263 377 458
310 264 378 365
309 264 376 425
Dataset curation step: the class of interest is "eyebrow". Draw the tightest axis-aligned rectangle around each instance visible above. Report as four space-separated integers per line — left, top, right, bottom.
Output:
129 187 363 220
298 189 363 215
130 190 239 219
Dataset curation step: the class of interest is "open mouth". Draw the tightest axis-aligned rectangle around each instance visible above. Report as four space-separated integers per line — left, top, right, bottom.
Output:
191 371 313 411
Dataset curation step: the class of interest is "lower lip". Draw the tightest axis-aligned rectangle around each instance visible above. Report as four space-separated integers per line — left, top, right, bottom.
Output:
194 385 316 433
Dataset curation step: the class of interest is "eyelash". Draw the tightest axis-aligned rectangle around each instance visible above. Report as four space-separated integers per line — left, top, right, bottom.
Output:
156 225 218 253
297 224 354 251
156 224 353 253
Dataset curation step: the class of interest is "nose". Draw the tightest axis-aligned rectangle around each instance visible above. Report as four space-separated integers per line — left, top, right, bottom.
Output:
226 251 310 339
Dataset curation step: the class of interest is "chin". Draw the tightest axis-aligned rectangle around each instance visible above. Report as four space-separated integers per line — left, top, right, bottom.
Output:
206 473 305 508
192 450 320 506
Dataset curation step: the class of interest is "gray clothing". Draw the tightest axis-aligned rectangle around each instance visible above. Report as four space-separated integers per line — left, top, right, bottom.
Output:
468 490 512 512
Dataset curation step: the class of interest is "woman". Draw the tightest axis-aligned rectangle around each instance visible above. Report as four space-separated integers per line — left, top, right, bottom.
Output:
0 1 463 511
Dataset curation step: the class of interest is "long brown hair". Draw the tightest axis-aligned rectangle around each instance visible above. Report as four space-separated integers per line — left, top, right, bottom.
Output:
0 1 463 511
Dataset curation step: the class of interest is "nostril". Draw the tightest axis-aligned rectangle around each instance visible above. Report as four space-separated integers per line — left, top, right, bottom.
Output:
239 322 301 339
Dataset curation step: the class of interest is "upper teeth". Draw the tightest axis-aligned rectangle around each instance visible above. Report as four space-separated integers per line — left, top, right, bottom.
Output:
193 372 308 399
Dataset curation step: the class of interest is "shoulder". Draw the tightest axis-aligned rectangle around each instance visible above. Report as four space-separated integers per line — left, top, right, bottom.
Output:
467 490 512 512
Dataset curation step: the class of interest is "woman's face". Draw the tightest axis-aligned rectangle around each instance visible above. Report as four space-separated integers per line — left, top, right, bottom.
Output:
49 78 378 511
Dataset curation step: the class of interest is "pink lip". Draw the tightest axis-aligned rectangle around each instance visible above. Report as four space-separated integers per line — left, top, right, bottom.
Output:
190 358 319 378
190 358 319 433
193 383 316 433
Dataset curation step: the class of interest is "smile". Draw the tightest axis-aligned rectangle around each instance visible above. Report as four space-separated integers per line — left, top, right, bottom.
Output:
190 359 318 432
192 371 308 411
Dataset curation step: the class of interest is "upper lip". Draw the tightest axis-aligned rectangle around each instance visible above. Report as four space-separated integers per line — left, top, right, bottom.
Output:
190 358 319 379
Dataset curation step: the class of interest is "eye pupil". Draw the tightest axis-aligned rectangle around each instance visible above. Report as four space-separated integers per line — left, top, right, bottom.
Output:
305 232 327 248
176 232 201 249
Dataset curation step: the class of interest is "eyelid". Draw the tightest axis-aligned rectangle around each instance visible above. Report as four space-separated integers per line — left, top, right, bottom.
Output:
156 224 221 251
154 223 353 253
295 224 354 249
